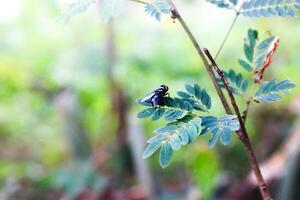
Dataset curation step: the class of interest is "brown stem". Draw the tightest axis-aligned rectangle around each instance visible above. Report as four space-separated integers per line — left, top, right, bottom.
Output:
131 1 271 198
204 48 273 200
168 1 232 115
242 99 252 123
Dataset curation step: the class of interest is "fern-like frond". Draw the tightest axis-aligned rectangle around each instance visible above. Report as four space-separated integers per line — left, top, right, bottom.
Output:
177 84 212 112
59 0 96 22
145 0 171 21
137 84 212 121
217 69 249 96
241 0 300 18
207 0 238 9
254 79 296 103
202 115 240 147
143 115 202 168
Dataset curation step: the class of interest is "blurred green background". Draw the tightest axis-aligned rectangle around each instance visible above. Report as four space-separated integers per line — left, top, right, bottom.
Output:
0 0 299 200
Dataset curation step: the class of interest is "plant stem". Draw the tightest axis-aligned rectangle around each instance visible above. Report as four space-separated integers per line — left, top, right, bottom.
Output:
214 11 240 60
168 0 232 115
131 1 271 198
204 48 273 200
242 99 252 122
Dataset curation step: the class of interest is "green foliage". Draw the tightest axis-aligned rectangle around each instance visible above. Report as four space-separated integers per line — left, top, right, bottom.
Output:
254 36 279 71
138 83 240 168
145 0 171 21
238 58 252 72
207 0 238 9
143 115 202 168
202 115 240 148
137 84 212 122
238 29 279 75
138 106 187 121
241 0 300 18
217 69 249 95
99 0 126 22
254 79 296 103
59 0 96 22
237 29 258 72
178 84 212 112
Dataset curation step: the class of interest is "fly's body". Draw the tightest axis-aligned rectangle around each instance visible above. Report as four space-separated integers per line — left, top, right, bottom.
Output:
138 85 169 107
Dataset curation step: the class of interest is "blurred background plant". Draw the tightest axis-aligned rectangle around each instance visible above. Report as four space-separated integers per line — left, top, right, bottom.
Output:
0 0 299 200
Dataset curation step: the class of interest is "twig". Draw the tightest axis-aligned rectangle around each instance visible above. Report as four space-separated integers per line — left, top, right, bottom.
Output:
168 0 232 115
204 48 273 200
214 10 240 60
242 99 252 122
129 1 271 198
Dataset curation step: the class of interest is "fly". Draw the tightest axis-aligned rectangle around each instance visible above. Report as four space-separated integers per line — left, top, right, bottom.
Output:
137 85 169 107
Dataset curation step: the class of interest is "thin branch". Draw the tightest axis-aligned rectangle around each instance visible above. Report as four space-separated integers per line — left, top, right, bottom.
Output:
204 48 273 200
242 99 252 122
168 0 232 115
128 0 148 5
214 12 239 60
214 10 240 60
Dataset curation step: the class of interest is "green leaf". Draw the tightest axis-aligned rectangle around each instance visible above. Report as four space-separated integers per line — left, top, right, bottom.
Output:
170 134 181 150
218 69 249 96
145 0 171 21
164 109 184 121
59 0 96 23
159 143 173 168
143 140 162 159
185 84 195 95
203 115 240 147
254 36 279 71
238 59 253 72
151 108 165 120
154 125 177 134
219 128 232 145
177 91 192 98
248 29 258 48
254 79 296 103
207 0 237 9
208 131 219 148
187 123 198 143
244 44 253 62
193 117 203 133
241 1 299 18
137 107 156 118
178 129 189 145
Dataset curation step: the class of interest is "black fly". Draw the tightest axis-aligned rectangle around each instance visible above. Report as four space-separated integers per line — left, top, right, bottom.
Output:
138 85 169 107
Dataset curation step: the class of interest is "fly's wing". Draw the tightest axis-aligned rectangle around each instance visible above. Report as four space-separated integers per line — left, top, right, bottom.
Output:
136 92 155 106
